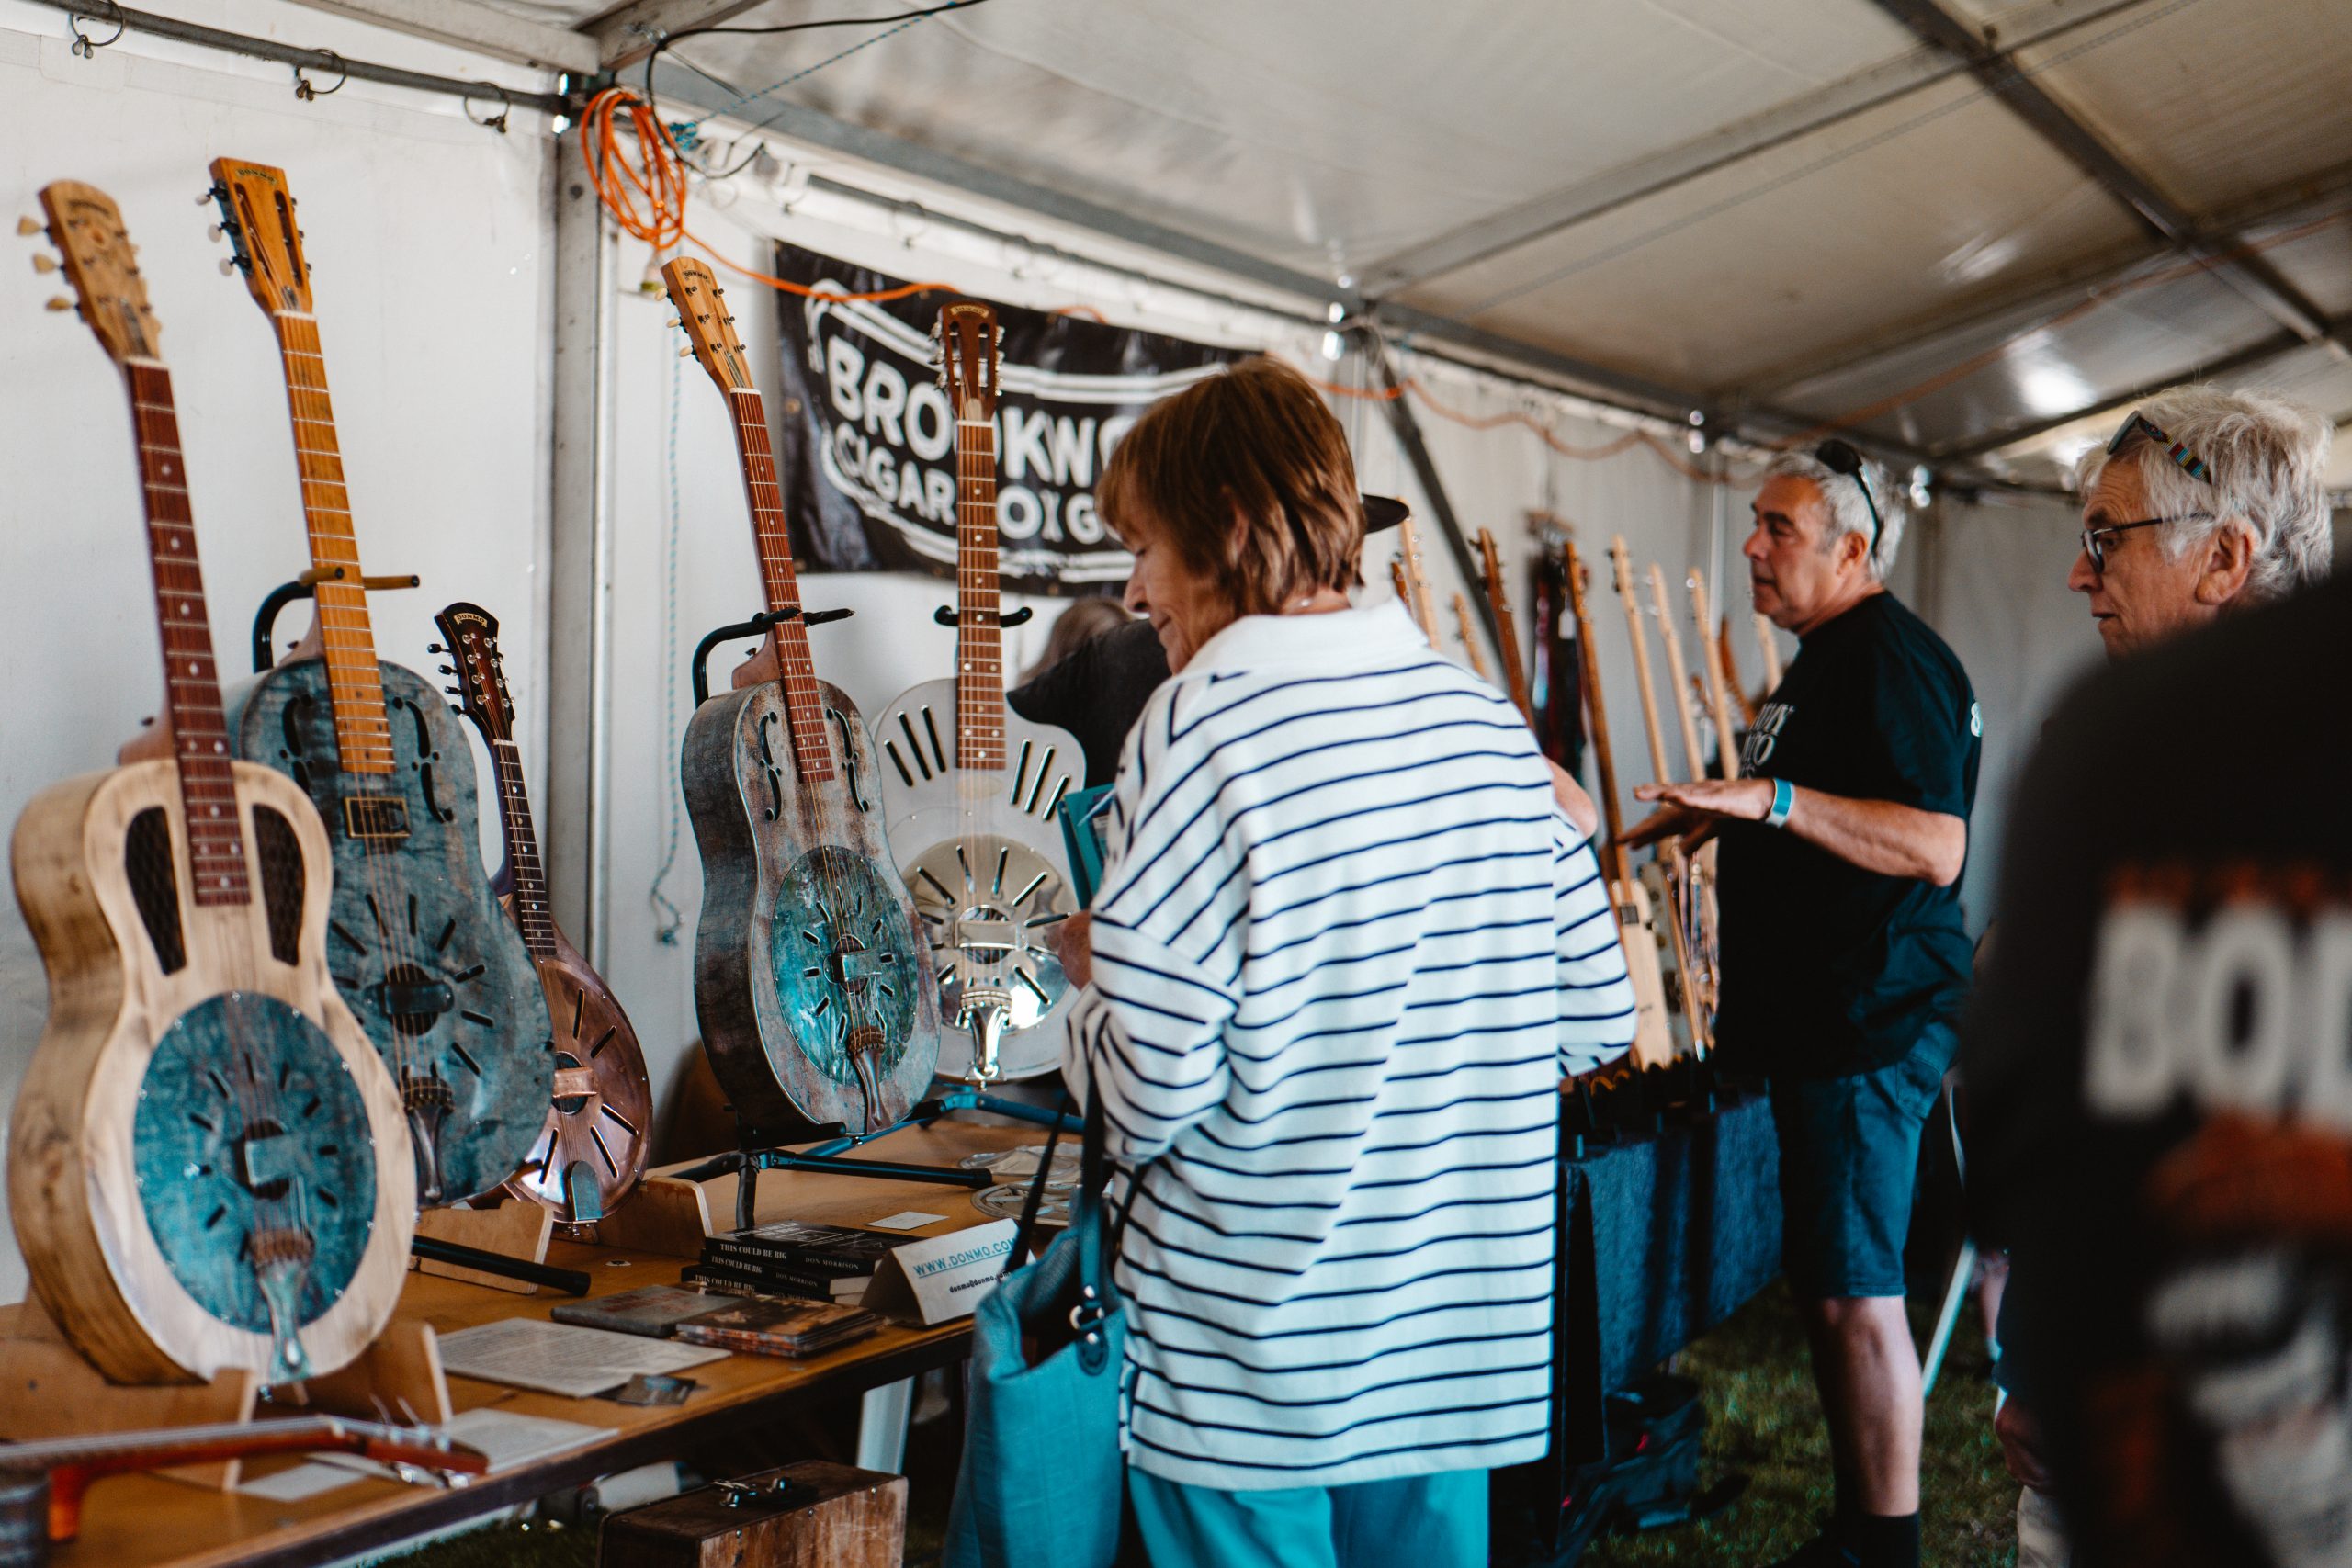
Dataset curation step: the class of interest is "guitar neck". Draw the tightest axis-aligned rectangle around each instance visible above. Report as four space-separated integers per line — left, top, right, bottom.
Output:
269 312 392 774
125 362 250 908
955 414 1004 772
1478 538 1535 724
488 739 557 959
1563 543 1631 884
726 389 833 783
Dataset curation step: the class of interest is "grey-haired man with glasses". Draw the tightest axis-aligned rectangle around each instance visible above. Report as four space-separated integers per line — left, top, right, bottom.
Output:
2066 387 2334 656
1985 382 2334 1568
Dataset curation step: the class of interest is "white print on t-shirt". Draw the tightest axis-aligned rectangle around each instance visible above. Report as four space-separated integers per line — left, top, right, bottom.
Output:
2084 886 2352 1123
1740 702 1792 773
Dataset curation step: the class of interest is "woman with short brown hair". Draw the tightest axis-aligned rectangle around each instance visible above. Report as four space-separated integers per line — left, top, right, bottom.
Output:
1058 356 1637 1566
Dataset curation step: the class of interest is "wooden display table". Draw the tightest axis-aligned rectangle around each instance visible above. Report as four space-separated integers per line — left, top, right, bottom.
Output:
5 1119 1042 1568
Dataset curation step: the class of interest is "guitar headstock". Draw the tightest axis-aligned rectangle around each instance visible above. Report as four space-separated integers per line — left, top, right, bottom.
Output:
433 602 514 744
1609 535 1635 597
1476 528 1507 599
661 255 755 394
933 300 1000 419
207 158 312 317
32 181 163 366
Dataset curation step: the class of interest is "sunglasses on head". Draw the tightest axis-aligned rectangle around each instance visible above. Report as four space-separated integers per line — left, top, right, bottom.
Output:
1815 438 1883 556
2107 410 2212 482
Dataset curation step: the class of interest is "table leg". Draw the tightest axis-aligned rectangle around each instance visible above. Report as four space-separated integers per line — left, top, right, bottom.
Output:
856 1376 914 1472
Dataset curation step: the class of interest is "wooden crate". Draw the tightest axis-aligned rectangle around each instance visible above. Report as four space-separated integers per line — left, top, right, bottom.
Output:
597 1460 907 1568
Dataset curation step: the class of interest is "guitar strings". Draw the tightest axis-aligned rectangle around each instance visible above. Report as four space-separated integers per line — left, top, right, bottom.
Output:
272 313 428 1140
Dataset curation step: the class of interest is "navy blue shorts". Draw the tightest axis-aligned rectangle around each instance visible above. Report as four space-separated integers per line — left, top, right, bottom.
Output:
1769 1022 1957 1300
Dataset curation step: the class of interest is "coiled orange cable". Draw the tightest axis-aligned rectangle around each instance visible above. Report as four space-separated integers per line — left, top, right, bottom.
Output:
581 85 955 304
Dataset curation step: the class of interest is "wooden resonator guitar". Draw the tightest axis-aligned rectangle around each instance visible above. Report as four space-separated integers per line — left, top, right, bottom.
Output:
870 303 1081 1084
9 181 414 1386
664 256 940 1134
435 602 653 1224
208 158 552 1204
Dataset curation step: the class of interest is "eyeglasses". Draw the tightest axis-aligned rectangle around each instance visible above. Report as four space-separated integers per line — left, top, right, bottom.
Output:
2078 513 2211 573
1815 438 1883 556
2107 411 2211 483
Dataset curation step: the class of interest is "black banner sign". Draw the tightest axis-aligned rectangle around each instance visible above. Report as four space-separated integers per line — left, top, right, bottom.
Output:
771 242 1246 596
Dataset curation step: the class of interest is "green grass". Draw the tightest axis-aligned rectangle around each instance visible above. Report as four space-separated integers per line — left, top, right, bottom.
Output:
1584 1281 2015 1567
383 1281 2015 1566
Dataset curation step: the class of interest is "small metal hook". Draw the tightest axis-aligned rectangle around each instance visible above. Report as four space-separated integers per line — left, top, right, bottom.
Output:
68 2 126 58
293 50 347 102
463 82 511 134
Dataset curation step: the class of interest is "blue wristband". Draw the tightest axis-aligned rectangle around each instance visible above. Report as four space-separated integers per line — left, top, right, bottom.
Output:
1765 776 1794 829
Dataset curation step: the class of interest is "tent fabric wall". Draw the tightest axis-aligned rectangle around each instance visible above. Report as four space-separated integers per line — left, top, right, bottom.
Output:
0 0 557 1302
0 0 2132 1309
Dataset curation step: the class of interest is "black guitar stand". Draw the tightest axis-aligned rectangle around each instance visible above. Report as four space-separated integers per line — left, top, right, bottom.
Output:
250 564 423 672
411 1233 593 1295
931 604 1033 627
689 604 854 705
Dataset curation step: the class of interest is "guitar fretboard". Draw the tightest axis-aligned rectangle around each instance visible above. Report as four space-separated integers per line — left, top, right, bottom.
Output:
127 363 249 907
489 739 557 960
727 389 834 783
272 312 393 775
955 413 1004 772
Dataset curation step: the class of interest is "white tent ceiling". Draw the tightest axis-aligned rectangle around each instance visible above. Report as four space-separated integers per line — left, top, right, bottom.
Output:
474 0 2352 491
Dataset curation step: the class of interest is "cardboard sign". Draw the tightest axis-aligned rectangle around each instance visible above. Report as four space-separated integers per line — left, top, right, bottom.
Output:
861 1220 1021 1326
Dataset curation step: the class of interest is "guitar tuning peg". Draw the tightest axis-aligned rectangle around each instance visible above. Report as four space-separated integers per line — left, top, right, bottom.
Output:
437 664 456 675
207 224 226 243
44 297 71 312
426 642 445 654
678 345 694 359
17 216 43 237
219 258 239 276
196 188 217 205
665 317 680 330
31 254 56 274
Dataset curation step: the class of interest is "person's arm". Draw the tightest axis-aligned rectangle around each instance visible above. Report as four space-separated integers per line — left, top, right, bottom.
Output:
1630 776 1965 886
1055 690 1242 1164
1545 759 1600 840
1552 814 1638 1074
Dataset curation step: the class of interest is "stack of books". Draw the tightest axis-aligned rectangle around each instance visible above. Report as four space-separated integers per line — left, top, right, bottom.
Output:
549 1282 878 1359
670 1296 880 1359
684 1220 902 1306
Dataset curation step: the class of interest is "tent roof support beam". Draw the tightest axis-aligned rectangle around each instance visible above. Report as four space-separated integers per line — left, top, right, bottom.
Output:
1357 0 2151 296
586 0 773 68
1739 158 2352 400
1868 0 2350 363
1935 316 2349 460
277 0 596 72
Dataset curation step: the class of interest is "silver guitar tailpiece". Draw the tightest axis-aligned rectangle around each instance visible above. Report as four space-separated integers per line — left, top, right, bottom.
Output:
958 991 1012 1086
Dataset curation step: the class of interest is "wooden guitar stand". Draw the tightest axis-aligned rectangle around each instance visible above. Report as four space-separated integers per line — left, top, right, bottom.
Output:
412 1202 589 1297
0 1298 452 1490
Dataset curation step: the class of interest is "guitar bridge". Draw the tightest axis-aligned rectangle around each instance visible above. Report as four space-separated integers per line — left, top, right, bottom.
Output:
341 795 411 841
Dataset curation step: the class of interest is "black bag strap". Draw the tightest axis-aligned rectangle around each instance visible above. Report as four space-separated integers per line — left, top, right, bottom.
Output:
1003 1086 1074 1280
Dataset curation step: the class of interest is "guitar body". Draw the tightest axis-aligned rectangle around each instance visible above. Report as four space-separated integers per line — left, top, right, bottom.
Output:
685 678 940 1132
8 760 414 1385
503 920 653 1224
229 657 552 1203
871 679 1081 1082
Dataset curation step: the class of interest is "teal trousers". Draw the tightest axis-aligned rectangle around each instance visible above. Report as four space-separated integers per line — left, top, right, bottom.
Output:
1127 1465 1487 1568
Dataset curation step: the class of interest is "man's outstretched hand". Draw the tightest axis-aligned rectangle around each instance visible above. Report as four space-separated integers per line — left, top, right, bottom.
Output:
1624 777 1772 851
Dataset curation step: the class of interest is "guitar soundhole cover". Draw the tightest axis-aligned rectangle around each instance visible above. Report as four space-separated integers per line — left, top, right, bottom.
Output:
251 806 306 966
132 991 378 1334
771 847 922 1086
123 807 187 975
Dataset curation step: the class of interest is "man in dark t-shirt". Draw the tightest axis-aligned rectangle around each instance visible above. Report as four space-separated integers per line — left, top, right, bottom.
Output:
1629 446 1978 1568
1966 570 2350 1568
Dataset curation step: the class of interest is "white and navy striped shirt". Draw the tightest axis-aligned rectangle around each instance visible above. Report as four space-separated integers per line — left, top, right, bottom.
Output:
1066 600 1636 1491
